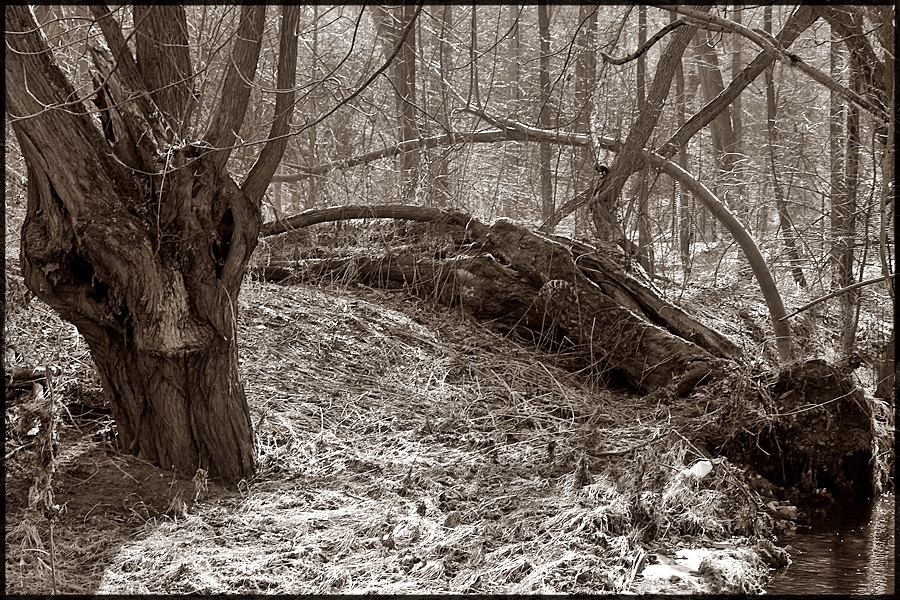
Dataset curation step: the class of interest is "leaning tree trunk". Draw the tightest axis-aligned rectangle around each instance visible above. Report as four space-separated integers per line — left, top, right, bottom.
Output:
6 5 299 482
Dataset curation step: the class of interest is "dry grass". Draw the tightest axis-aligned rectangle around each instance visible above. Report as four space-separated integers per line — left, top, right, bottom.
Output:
6 277 774 594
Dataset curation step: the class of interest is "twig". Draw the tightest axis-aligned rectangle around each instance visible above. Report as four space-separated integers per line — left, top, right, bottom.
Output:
779 274 894 321
600 19 686 65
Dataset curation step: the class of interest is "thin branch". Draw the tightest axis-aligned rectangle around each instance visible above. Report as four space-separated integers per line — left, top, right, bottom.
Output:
292 1 425 139
779 275 895 322
600 19 686 65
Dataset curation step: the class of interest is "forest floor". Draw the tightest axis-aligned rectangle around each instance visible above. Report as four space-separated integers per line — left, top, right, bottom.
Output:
7 269 816 595
5 225 892 594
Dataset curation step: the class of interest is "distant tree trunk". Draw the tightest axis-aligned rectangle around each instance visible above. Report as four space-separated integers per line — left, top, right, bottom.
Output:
694 28 737 239
673 11 692 276
373 5 421 200
829 34 847 290
432 4 454 208
504 4 523 219
538 4 554 221
308 4 320 208
468 4 480 107
764 7 807 288
838 53 862 356
394 4 420 200
7 5 300 482
730 5 747 218
573 5 597 236
634 5 654 276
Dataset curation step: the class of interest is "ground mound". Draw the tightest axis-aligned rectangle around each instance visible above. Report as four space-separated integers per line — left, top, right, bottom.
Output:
6 278 779 594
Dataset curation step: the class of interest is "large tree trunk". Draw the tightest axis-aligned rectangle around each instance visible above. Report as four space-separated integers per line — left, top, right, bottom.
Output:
6 5 299 482
85 326 255 478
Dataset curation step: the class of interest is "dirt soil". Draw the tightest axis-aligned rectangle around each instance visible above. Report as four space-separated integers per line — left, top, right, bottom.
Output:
5 276 791 594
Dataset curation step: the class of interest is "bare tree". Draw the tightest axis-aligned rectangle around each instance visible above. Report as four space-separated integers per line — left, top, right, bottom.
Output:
763 7 807 289
6 5 300 482
537 4 554 220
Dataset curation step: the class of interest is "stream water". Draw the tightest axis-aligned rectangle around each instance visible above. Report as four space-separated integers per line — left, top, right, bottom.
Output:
765 494 895 595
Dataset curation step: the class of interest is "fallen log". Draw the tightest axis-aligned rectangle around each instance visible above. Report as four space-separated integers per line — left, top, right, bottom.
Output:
258 208 737 396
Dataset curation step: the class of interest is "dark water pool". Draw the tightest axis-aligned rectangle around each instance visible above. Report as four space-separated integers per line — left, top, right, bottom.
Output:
765 494 895 595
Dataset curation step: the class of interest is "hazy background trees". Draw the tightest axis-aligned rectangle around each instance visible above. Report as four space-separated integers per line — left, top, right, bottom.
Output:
6 4 895 475
257 3 895 392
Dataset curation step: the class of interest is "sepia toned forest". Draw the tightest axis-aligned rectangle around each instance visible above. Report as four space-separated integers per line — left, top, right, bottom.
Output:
5 4 894 594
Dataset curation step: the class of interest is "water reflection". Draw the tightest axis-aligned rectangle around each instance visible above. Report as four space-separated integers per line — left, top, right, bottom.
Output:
766 494 894 595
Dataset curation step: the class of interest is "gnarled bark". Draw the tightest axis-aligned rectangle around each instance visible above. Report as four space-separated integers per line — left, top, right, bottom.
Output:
6 5 298 482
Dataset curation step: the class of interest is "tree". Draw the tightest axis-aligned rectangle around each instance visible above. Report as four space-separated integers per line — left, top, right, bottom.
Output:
590 4 709 243
372 4 421 200
537 4 554 221
763 6 807 289
6 5 300 482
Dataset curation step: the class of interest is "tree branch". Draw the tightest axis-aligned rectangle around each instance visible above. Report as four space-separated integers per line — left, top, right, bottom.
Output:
241 5 301 203
815 5 886 107
261 204 487 237
657 4 818 160
203 5 266 173
272 128 591 184
600 18 686 65
662 4 889 124
88 3 143 93
779 275 895 322
592 3 709 238
133 5 194 135
291 1 424 139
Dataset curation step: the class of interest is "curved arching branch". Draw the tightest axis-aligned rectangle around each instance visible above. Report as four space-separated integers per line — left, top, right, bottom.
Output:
600 18 686 65
261 204 486 237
